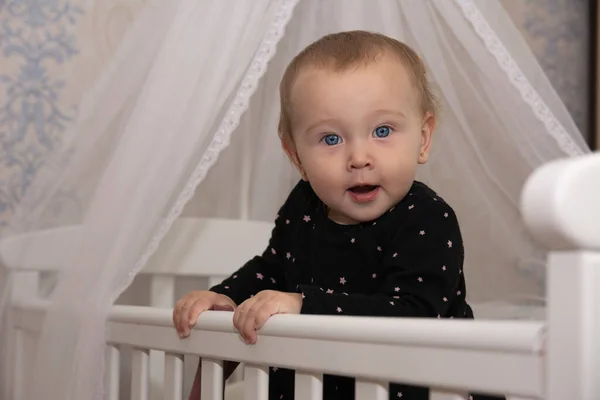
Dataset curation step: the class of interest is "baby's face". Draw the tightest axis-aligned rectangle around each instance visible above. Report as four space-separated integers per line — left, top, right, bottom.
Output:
287 56 434 224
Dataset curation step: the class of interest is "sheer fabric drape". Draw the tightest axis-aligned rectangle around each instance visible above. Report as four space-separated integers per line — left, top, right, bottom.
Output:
0 1 589 399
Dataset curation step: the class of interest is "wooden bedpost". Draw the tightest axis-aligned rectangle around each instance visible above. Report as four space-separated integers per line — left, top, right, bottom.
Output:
521 152 600 400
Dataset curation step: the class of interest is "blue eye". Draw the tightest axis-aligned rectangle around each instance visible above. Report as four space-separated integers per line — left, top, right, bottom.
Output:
322 134 342 146
373 126 391 138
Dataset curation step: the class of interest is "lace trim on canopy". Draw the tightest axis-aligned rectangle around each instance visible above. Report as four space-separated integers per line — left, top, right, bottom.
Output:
111 0 300 302
455 0 585 157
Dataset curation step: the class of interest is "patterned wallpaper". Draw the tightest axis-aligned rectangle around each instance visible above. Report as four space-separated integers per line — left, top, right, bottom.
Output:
0 0 147 231
0 0 593 229
0 1 82 227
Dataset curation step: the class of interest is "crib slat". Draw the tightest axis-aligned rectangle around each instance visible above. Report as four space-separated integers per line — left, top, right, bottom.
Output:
163 353 184 400
356 380 388 400
244 365 269 400
131 348 150 400
13 330 25 400
200 358 224 400
104 345 120 400
294 371 323 400
430 390 468 400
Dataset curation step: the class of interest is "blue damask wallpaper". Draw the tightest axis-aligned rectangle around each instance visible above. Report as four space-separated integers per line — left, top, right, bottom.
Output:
0 1 82 230
0 0 593 229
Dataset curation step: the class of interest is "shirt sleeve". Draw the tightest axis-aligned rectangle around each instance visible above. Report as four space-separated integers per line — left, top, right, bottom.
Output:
298 200 465 318
209 181 305 306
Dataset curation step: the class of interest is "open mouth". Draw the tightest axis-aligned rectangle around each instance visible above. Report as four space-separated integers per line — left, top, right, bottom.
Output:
347 184 381 203
348 184 379 194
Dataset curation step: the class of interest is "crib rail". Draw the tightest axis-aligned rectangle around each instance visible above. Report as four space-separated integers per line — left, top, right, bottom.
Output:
13 299 545 400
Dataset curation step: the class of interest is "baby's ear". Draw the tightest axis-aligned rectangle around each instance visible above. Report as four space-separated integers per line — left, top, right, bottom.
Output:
418 112 436 164
281 138 308 180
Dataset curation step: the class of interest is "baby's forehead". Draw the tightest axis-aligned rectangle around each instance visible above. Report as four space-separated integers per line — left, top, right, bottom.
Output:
301 52 410 76
289 58 417 104
293 55 415 90
288 72 419 128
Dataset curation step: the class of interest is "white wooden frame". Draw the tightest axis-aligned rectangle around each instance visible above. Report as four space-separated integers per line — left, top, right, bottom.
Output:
13 299 544 400
1 217 274 400
4 151 600 399
596 2 600 149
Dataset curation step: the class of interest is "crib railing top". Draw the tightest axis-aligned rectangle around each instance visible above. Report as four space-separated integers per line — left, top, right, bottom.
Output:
13 299 545 354
13 299 546 398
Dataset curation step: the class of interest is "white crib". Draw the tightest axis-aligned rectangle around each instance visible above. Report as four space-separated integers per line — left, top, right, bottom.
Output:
3 152 600 400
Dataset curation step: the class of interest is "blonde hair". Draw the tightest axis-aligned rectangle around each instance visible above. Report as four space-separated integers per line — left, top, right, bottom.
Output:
278 30 438 142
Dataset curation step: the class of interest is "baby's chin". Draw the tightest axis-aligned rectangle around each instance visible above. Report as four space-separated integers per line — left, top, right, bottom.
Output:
327 207 389 225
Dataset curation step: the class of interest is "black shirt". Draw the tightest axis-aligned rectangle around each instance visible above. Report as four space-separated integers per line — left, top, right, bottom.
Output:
211 180 500 400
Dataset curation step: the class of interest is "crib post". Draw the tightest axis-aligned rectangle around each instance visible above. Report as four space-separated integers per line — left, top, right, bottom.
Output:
521 152 600 400
7 271 40 400
545 251 600 400
149 275 176 400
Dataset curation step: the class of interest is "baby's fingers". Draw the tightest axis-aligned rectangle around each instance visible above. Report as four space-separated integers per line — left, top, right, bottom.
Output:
254 302 278 332
188 299 211 328
173 298 190 336
179 298 212 338
241 302 277 344
233 298 253 335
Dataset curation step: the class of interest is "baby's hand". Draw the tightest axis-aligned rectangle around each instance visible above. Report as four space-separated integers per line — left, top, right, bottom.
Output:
233 290 302 344
173 290 236 338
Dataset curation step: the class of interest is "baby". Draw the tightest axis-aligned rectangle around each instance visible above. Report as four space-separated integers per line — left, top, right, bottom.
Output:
174 30 501 400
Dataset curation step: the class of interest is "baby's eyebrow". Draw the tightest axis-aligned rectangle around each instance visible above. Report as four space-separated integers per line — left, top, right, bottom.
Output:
370 109 406 119
305 117 339 133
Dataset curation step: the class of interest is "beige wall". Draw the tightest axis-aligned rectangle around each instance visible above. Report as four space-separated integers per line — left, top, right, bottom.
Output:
502 0 591 142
